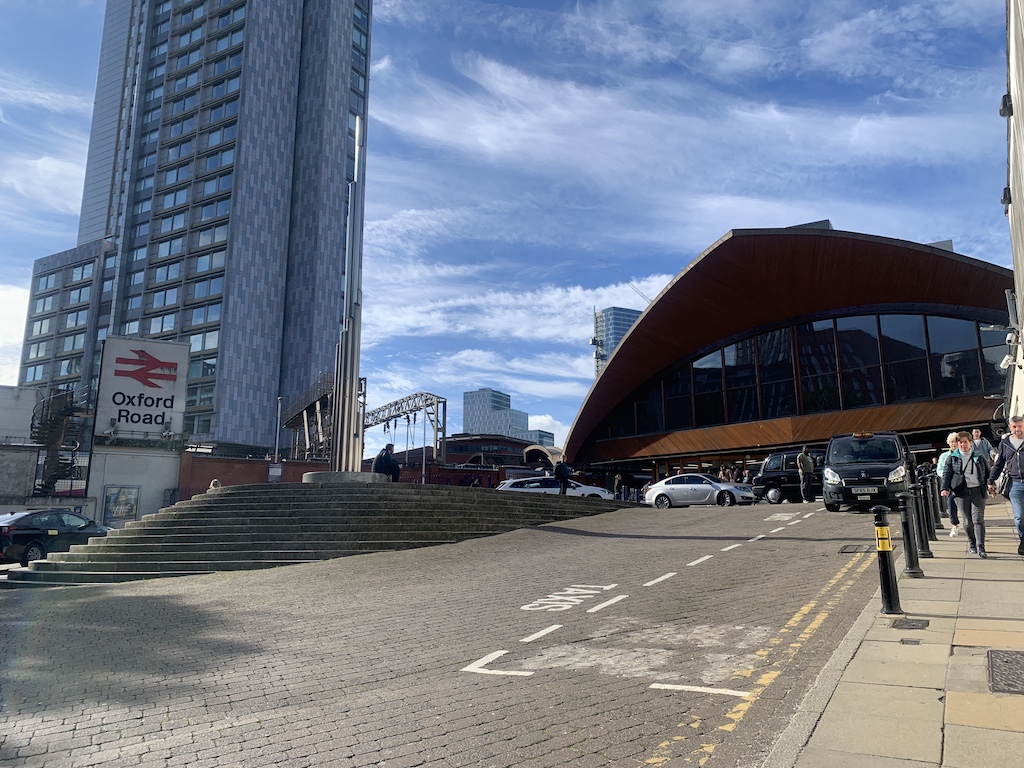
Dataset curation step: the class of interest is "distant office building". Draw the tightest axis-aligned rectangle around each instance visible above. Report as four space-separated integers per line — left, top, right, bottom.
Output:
19 0 372 452
525 429 555 446
592 307 642 376
463 388 528 438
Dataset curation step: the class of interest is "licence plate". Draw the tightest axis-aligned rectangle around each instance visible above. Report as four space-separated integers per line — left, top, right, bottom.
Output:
851 487 876 495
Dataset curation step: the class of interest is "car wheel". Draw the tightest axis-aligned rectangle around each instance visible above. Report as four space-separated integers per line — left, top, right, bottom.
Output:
765 486 783 504
654 494 672 509
717 491 735 507
825 502 841 512
586 494 601 498
22 541 46 567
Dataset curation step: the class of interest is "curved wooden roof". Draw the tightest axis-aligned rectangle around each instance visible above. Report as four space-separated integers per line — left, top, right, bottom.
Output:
565 227 1013 463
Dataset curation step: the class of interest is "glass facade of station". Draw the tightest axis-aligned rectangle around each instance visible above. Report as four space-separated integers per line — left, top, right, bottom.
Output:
606 312 1007 439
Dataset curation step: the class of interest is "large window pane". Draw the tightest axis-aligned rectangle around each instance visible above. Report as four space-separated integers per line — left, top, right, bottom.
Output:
727 387 758 423
692 350 722 394
927 316 979 355
724 339 757 388
880 315 926 362
841 366 884 408
664 367 691 398
797 320 837 375
884 358 930 401
836 315 879 368
665 396 692 430
608 407 634 438
758 328 793 383
983 345 1009 392
694 392 726 427
761 380 797 419
930 351 983 396
636 387 663 434
801 373 841 413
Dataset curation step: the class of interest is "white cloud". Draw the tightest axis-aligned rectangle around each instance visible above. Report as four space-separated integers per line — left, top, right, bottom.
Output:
0 284 29 386
0 69 93 115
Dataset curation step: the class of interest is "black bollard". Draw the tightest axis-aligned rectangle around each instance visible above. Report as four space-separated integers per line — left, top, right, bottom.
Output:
910 484 935 558
928 473 945 530
872 506 903 614
915 482 938 541
897 492 924 577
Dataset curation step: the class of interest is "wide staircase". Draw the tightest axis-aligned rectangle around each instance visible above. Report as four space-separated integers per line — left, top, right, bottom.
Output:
5 482 631 586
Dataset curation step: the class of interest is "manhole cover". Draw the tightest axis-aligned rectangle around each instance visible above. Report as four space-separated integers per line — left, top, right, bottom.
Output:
892 618 930 630
988 650 1024 694
840 545 872 553
900 638 921 645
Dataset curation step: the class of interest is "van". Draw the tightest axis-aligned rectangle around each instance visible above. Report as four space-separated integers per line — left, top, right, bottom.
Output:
822 431 913 512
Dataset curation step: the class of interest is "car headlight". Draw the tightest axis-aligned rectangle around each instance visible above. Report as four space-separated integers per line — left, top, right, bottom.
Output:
888 465 907 483
824 468 841 485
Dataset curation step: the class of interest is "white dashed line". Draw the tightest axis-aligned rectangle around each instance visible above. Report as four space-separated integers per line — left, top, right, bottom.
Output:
686 555 713 567
803 512 816 518
650 683 750 697
748 534 766 542
770 527 786 533
787 519 802 525
721 544 742 552
586 595 629 613
461 651 534 676
644 572 677 587
520 625 561 643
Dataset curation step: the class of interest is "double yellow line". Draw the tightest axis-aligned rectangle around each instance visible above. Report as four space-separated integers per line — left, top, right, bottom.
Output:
645 552 877 766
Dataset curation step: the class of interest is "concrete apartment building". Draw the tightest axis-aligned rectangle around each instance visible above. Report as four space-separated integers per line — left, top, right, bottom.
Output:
18 0 372 453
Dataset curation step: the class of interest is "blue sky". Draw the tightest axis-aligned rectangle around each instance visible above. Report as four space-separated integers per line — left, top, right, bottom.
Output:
0 0 1012 455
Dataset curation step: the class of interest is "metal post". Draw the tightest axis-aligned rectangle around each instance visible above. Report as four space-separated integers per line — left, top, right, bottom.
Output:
913 482 937 542
872 506 903 614
928 473 944 529
896 492 924 577
274 395 282 463
910 484 934 558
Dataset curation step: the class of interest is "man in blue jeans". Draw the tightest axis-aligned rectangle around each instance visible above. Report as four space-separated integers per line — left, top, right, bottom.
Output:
988 416 1024 555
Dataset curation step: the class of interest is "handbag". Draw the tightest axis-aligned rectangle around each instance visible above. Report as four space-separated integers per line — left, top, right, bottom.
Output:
997 471 1012 498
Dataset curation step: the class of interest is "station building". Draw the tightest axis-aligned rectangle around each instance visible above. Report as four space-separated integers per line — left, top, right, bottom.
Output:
564 223 1014 480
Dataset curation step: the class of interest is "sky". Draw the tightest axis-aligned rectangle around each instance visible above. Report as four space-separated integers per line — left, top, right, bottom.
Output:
0 0 1013 456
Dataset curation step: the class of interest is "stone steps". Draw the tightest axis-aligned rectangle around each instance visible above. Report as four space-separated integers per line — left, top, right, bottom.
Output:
4 482 629 586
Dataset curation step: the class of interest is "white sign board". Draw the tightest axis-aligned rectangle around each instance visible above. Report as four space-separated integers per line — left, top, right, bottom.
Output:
94 337 191 439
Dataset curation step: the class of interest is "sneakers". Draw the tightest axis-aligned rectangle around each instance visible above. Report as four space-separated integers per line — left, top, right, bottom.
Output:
968 546 978 555
949 525 959 537
1018 540 1024 556
979 549 988 558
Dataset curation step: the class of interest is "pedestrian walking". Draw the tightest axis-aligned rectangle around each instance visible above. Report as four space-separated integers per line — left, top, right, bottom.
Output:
937 432 962 535
988 416 1024 555
943 431 990 558
973 428 996 462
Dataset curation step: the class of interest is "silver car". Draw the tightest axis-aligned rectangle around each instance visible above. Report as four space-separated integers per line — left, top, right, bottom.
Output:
644 473 757 508
496 476 614 499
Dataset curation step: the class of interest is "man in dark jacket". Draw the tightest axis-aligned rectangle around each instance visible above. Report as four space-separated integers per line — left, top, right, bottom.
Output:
371 443 400 482
554 460 571 495
988 416 1024 554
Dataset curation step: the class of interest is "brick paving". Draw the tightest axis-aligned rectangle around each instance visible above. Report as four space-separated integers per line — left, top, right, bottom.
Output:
1 502 881 767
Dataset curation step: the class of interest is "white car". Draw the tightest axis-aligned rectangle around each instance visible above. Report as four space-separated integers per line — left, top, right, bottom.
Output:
644 473 757 508
496 476 614 499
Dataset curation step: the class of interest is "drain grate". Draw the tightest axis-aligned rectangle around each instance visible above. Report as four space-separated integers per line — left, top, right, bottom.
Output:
892 618 930 630
988 650 1024 694
840 544 872 553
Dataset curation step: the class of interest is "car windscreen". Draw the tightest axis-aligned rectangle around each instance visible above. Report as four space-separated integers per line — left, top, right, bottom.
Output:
827 438 901 464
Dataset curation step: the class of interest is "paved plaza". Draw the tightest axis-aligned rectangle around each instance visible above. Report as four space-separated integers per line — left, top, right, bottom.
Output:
2 498 1022 767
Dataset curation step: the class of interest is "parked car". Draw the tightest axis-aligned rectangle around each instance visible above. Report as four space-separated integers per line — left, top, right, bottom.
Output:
752 449 825 504
644 473 757 508
0 509 111 567
822 432 913 512
495 476 614 499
